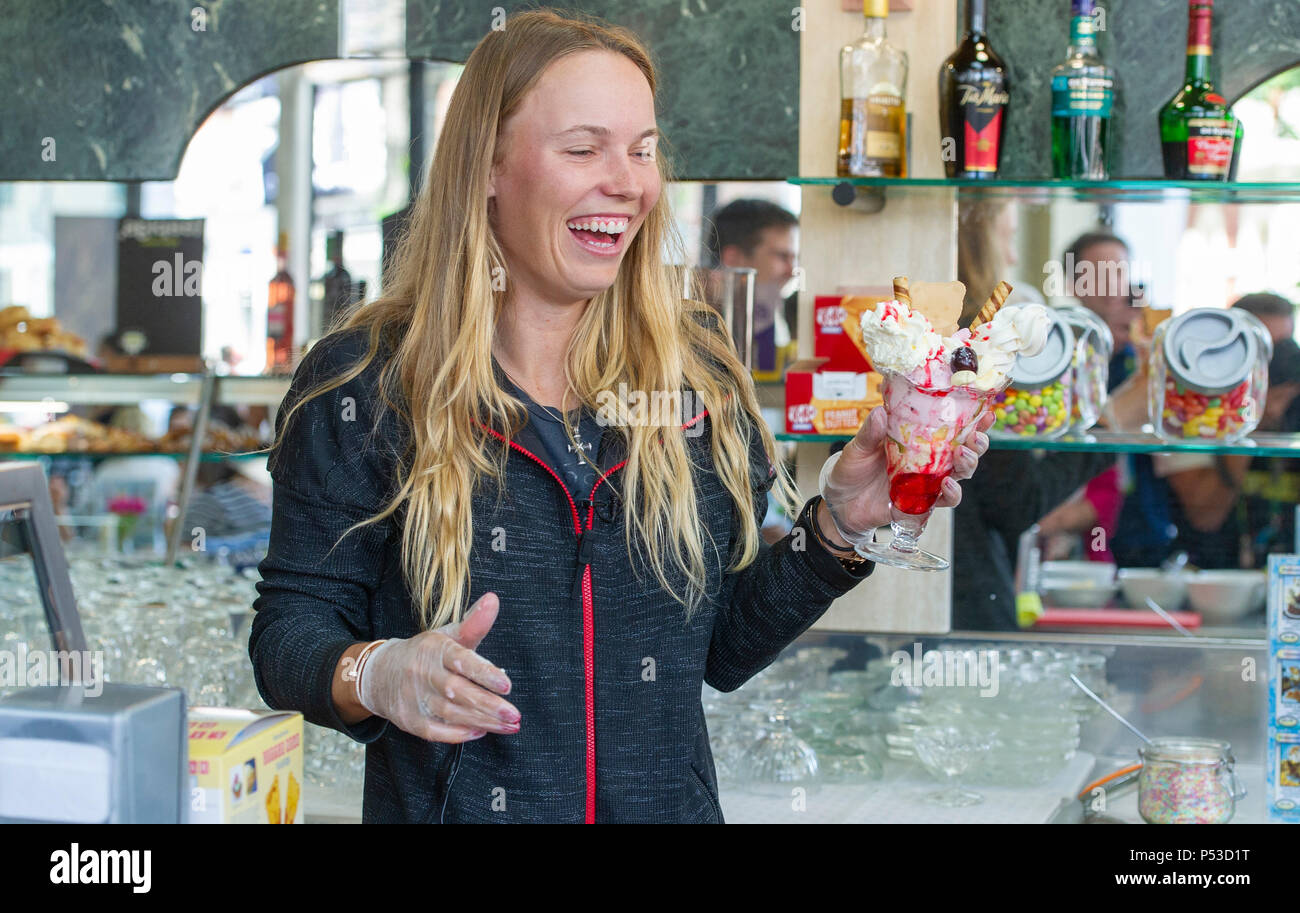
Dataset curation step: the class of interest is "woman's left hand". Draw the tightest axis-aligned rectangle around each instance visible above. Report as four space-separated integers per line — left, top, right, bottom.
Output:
819 406 995 547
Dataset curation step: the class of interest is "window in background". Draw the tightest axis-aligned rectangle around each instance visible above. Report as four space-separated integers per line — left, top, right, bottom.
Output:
141 77 281 373
0 183 125 321
308 59 411 329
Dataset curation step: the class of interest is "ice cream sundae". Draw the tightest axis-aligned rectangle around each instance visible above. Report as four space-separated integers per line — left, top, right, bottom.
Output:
854 277 1050 570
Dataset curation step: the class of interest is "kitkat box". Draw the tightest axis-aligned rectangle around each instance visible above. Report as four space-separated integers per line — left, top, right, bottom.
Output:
188 708 303 824
787 293 887 434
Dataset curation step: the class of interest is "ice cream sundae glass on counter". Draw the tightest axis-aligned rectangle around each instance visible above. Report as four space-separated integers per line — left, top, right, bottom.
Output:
855 277 1050 570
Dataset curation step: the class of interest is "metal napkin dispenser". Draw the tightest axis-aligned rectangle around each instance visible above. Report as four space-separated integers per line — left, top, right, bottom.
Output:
0 684 186 823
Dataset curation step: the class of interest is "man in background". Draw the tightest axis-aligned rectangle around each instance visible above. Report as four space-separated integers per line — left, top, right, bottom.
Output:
704 198 799 377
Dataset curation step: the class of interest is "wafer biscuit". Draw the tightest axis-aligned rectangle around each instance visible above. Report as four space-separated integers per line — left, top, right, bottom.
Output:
971 280 1013 329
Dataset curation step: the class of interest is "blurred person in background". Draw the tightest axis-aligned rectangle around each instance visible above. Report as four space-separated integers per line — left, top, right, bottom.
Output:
704 198 801 544
956 199 1043 323
164 405 272 559
951 203 1115 630
704 198 799 375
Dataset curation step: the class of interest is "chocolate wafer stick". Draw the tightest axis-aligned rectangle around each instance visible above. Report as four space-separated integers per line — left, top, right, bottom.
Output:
971 280 1013 329
892 276 911 307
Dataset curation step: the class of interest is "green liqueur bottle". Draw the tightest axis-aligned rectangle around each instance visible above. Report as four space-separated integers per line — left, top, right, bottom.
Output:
1051 0 1116 180
1159 0 1242 181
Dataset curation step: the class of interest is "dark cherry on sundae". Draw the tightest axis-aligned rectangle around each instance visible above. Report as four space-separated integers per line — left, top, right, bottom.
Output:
950 347 978 374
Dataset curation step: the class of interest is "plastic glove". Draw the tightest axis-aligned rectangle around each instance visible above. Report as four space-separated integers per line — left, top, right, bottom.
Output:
358 592 521 743
819 406 994 547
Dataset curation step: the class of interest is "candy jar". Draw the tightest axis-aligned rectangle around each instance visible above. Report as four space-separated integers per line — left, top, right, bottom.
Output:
1148 308 1270 443
990 310 1077 440
1058 305 1113 433
1138 737 1245 824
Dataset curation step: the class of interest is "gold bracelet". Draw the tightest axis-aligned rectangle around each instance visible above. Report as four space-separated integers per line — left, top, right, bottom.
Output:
809 498 870 568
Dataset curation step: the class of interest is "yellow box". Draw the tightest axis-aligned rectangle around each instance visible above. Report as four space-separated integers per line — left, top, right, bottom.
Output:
187 708 303 824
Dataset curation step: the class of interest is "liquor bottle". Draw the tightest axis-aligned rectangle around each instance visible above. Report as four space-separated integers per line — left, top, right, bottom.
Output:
321 230 353 328
838 0 909 179
266 232 295 373
1159 0 1239 181
939 0 1010 180
1051 0 1117 180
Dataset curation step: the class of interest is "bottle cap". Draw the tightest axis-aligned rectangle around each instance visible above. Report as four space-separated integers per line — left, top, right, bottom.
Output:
1010 309 1077 388
1161 307 1260 395
863 0 889 18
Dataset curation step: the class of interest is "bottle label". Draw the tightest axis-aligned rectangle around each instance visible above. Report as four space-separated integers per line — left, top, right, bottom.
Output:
1051 74 1113 118
864 93 903 162
957 82 1008 174
1186 117 1235 176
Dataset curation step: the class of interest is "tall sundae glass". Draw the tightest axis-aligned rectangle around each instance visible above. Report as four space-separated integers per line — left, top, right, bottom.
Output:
855 280 1048 571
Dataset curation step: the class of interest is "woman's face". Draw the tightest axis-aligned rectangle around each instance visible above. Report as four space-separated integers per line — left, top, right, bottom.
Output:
489 50 661 308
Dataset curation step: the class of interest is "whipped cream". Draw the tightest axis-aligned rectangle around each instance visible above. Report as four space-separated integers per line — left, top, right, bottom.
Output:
968 303 1050 390
860 300 942 376
860 298 1050 392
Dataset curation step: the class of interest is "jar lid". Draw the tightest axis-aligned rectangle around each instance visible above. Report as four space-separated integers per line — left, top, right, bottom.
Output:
1010 310 1076 388
1140 736 1233 765
1162 308 1260 395
1056 304 1114 358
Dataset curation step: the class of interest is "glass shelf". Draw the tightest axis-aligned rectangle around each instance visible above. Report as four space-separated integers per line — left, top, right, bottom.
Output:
790 176 1300 204
777 428 1300 457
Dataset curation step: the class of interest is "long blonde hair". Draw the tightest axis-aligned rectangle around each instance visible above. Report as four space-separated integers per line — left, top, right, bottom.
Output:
273 8 800 630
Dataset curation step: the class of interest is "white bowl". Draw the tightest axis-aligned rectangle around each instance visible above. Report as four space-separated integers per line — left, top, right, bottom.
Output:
1186 570 1267 624
1118 568 1188 612
1040 561 1117 587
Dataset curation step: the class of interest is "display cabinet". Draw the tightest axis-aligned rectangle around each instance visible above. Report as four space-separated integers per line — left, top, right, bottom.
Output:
0 371 291 562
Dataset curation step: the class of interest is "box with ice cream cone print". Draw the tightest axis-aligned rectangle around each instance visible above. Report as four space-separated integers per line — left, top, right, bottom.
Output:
187 707 303 824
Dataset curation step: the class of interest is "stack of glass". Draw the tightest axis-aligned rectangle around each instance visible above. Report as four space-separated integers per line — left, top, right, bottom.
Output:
884 645 1111 786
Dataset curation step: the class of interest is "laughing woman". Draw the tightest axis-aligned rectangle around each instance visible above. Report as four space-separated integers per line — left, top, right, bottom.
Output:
249 8 992 823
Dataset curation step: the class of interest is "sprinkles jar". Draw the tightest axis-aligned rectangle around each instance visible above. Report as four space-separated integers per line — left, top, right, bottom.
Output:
990 309 1077 440
1148 308 1271 444
1138 737 1245 824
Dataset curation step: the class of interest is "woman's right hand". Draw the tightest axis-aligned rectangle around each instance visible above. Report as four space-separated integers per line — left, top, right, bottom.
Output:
358 592 521 743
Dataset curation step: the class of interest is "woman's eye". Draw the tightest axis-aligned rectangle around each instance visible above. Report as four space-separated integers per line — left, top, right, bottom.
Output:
568 149 595 158
633 150 655 160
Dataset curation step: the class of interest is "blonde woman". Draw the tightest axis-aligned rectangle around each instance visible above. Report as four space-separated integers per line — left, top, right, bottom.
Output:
250 9 992 823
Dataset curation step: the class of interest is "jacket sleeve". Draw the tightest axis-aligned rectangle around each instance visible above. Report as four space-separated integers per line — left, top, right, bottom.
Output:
704 419 872 692
248 331 400 743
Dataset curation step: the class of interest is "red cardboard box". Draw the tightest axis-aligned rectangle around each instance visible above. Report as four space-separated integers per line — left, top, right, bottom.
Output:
785 357 881 435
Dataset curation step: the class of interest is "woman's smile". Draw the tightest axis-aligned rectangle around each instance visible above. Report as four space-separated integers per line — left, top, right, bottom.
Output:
565 213 632 256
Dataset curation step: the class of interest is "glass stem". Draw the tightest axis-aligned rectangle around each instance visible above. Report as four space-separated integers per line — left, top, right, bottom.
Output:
889 503 930 553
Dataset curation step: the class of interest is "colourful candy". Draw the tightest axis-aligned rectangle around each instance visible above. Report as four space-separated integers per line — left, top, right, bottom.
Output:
1161 379 1251 440
991 381 1070 437
1138 760 1235 824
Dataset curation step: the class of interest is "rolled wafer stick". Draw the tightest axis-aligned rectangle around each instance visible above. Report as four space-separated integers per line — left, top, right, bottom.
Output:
971 280 1013 329
892 276 911 306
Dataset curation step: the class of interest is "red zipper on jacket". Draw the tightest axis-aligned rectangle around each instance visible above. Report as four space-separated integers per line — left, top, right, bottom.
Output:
479 404 710 822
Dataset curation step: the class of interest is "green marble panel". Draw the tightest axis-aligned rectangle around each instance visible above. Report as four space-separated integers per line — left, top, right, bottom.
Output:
986 0 1300 178
406 1 801 181
2 0 338 181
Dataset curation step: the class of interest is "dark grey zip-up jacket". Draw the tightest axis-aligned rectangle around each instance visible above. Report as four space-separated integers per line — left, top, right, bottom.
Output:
249 330 873 823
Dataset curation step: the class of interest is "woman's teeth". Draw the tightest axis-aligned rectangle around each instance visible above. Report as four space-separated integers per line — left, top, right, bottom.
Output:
565 218 629 234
